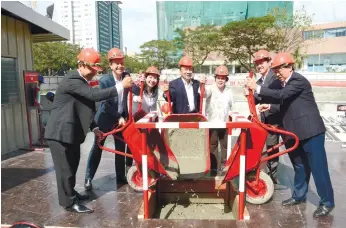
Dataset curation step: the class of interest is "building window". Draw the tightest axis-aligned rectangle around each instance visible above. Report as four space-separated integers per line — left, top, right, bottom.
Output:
1 57 20 104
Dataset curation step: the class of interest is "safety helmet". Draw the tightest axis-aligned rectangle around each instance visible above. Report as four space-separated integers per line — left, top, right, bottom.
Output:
77 48 102 71
253 50 271 63
178 56 193 67
108 48 124 60
145 66 160 77
271 52 295 69
215 65 229 81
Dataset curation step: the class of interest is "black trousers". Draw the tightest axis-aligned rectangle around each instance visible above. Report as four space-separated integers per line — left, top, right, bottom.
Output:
85 132 133 181
47 139 80 207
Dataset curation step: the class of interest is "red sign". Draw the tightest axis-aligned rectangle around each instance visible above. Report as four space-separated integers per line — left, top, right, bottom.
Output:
24 71 39 83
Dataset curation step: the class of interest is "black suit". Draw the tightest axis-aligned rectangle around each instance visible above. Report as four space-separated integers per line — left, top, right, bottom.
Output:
163 77 200 114
44 70 119 207
254 70 282 180
85 74 132 182
258 72 334 208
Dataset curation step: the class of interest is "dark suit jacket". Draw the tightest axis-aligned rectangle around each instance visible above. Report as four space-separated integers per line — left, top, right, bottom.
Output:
93 74 129 132
258 72 326 140
163 77 200 114
44 70 118 144
254 69 282 125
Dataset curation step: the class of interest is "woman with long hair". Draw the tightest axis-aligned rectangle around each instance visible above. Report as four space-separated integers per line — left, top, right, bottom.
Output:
132 66 161 114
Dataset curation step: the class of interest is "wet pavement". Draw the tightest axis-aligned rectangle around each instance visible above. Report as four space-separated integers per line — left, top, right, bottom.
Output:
1 133 346 228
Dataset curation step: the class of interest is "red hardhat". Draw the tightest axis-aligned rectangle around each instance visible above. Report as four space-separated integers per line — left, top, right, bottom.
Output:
161 103 170 114
179 56 193 67
108 48 124 60
145 66 160 77
271 52 295 69
253 50 271 62
77 48 102 71
215 65 229 81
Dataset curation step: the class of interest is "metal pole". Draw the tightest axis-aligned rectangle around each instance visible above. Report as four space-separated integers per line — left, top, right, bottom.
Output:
141 131 149 219
238 129 246 220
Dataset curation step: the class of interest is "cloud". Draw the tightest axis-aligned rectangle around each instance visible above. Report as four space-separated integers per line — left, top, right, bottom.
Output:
294 1 346 24
120 0 157 53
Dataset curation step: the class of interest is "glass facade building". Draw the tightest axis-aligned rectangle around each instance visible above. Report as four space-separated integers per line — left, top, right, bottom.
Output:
157 1 293 40
97 1 121 53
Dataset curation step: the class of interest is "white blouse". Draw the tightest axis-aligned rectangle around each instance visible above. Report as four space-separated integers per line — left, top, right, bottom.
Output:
132 89 162 115
204 85 235 122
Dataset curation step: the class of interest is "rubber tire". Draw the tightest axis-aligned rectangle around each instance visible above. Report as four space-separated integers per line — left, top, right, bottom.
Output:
245 171 274 205
126 166 156 192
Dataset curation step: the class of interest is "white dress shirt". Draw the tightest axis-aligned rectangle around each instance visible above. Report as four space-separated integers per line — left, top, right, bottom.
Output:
113 75 124 114
204 85 234 122
181 78 195 112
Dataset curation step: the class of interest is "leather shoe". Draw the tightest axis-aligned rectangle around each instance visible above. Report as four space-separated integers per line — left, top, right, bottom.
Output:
282 198 306 206
75 191 89 200
65 203 94 213
84 179 92 191
313 205 334 218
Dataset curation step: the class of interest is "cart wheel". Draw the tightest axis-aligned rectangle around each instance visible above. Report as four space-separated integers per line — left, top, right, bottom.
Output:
245 171 274 205
126 166 156 192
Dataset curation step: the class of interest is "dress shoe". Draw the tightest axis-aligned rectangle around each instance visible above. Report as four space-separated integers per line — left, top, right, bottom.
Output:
65 203 94 213
84 179 92 191
313 205 334 218
75 191 89 200
282 198 306 206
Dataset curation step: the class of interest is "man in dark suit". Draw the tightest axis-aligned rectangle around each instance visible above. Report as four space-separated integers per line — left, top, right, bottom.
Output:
44 48 133 213
162 56 200 114
253 50 283 183
246 52 334 218
84 48 132 191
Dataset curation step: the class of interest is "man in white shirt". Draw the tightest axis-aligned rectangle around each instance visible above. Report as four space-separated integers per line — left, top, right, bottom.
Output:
85 48 132 191
162 56 201 114
200 65 234 174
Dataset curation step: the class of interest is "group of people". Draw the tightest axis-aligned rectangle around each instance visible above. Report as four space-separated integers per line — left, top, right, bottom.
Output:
44 46 334 218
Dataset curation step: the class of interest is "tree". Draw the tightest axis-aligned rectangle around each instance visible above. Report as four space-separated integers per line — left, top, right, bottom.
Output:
220 15 276 71
292 46 307 70
33 42 81 75
99 53 149 74
174 25 221 68
267 7 313 53
140 40 178 70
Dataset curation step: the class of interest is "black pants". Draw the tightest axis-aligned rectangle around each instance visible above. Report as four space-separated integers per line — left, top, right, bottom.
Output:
209 129 228 170
85 132 133 181
47 139 80 207
266 132 280 179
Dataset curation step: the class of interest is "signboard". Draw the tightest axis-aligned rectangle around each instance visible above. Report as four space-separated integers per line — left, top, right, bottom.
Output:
336 104 346 122
24 71 39 83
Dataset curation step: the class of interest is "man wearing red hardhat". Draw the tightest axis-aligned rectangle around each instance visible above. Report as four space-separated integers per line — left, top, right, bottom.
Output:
200 65 234 175
162 56 201 114
84 47 133 191
45 48 133 213
252 49 283 184
246 52 334 218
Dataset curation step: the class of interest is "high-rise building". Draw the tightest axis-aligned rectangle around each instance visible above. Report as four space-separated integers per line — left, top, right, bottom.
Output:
53 1 122 52
156 1 293 40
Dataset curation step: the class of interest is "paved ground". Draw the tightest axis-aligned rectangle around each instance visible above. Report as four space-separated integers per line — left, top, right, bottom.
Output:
1 133 346 228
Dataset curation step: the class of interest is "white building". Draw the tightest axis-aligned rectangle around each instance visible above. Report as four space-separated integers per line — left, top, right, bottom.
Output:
53 1 122 52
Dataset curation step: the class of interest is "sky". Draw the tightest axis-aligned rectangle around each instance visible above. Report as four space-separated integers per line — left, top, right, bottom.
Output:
21 0 346 53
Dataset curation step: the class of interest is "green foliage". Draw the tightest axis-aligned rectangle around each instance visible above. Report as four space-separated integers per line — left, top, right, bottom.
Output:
140 40 179 70
33 42 81 75
174 25 221 67
220 15 276 71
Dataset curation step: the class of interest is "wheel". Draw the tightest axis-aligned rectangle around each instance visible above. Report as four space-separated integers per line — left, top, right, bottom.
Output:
245 171 274 204
126 166 157 192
